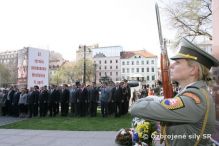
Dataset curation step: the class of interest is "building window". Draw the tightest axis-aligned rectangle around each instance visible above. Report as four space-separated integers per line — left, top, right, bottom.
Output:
132 68 134 73
127 61 129 65
116 60 118 63
141 68 144 72
105 60 107 64
151 60 154 64
141 61 144 65
147 68 149 72
136 61 139 65
105 72 107 76
136 68 139 72
122 61 125 65
110 72 112 76
132 61 134 65
127 68 130 73
116 72 118 75
110 66 112 69
99 66 101 70
152 67 154 72
146 60 149 64
99 72 101 76
110 60 112 63
122 68 125 73
147 76 150 81
99 60 101 64
152 75 155 80
116 66 118 69
105 66 107 70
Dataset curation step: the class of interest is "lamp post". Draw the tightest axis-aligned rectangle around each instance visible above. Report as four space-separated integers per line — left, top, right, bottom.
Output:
83 45 86 84
94 63 97 83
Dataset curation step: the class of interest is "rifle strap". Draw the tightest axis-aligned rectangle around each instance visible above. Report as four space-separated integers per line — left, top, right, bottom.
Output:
194 88 210 146
160 122 165 144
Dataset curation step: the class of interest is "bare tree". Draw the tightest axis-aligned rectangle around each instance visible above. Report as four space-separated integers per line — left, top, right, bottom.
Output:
162 0 212 40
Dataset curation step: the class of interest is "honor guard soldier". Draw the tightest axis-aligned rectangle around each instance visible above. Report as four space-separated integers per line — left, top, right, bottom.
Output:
130 38 219 146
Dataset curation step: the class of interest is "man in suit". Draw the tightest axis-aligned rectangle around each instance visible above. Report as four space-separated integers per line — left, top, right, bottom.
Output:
61 84 70 116
89 82 99 117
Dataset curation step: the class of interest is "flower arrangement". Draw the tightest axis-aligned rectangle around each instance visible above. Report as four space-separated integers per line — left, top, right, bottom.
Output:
115 117 159 146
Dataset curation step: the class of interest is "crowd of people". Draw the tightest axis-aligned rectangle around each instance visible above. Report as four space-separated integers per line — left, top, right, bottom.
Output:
0 80 139 118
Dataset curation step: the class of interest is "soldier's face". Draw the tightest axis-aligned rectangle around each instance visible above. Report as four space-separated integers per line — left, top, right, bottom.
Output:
170 59 193 82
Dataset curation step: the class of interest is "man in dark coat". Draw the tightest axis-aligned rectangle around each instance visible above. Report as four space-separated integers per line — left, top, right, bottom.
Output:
122 80 131 115
39 86 49 117
89 82 99 117
5 86 15 116
48 85 60 117
33 85 40 116
61 84 70 116
111 82 123 117
78 83 88 117
11 87 20 117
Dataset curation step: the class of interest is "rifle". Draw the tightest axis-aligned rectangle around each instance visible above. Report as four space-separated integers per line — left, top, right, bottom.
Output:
155 3 173 99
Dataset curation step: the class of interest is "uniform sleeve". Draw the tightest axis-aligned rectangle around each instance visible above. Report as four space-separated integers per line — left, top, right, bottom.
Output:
135 96 163 103
130 91 205 123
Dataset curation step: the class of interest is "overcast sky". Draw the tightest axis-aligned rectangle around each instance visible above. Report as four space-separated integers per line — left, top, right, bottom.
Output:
0 0 175 61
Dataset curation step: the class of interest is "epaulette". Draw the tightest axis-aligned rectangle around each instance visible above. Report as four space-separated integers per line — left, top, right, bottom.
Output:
186 86 199 90
182 92 201 104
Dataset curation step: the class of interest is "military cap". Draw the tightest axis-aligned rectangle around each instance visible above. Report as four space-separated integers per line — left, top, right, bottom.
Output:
170 38 219 69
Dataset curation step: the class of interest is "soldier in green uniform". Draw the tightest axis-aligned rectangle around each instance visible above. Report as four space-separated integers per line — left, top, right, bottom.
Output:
130 38 219 146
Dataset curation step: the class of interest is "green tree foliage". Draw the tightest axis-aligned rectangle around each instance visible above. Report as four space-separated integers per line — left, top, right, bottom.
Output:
49 59 95 85
0 64 11 87
50 68 64 85
162 0 212 40
70 59 95 84
61 61 77 84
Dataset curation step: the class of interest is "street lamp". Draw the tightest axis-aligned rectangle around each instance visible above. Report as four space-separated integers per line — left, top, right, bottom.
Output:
94 63 97 83
83 45 86 84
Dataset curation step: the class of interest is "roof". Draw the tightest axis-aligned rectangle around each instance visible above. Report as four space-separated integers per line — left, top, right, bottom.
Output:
120 50 156 59
93 53 106 58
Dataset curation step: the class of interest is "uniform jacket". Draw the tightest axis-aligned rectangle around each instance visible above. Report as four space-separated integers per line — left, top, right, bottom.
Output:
130 80 215 146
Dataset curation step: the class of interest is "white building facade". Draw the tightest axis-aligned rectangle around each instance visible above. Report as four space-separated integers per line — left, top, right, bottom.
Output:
92 46 123 83
0 50 18 85
120 50 158 87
